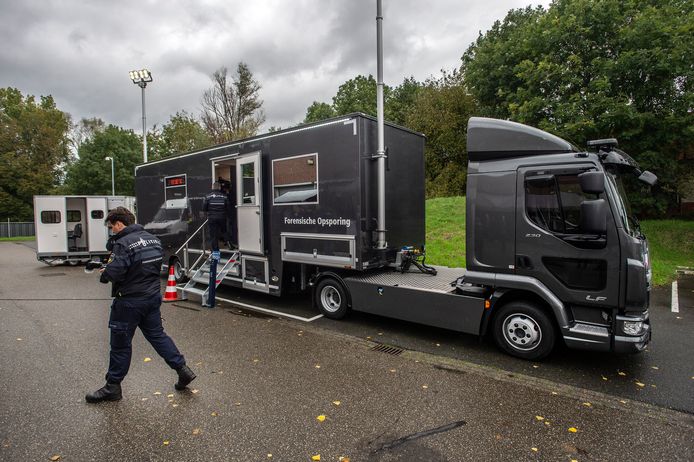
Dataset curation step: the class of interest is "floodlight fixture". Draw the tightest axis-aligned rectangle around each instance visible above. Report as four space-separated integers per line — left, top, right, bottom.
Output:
129 68 153 163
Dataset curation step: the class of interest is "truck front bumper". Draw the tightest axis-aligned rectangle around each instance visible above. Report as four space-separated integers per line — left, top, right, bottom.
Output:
613 312 651 353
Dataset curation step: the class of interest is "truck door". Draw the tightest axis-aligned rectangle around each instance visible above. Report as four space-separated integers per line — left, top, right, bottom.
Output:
236 152 263 254
34 196 67 254
515 165 620 309
86 197 108 252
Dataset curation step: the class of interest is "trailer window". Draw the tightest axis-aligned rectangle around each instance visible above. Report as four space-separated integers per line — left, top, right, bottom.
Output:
91 210 104 219
41 211 61 224
525 174 592 234
241 163 256 205
67 210 81 222
273 153 318 205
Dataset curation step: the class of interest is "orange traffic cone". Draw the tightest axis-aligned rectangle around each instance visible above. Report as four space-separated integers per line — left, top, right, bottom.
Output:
163 264 179 302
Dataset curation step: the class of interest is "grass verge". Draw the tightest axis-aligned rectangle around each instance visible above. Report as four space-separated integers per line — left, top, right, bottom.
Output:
0 236 35 242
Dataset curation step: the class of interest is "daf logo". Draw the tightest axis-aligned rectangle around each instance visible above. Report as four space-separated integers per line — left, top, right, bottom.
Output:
586 295 607 302
525 233 541 238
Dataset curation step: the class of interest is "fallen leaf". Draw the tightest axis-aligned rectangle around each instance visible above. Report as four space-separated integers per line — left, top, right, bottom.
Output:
163 441 170 446
651 366 659 370
253 359 260 363
544 421 550 426
192 428 201 435
267 454 272 459
366 336 372 340
235 402 241 406
550 391 558 395
153 391 162 396
315 365 321 369
339 457 350 462
143 357 152 362
532 365 539 369
211 412 218 416
635 382 645 387
378 332 383 336
50 456 61 461
389 369 396 373
167 394 174 398
191 389 199 394
601 376 608 381
436 343 441 347
651 384 657 388
531 447 538 452
582 402 592 407
316 415 326 422
195 362 203 366
16 338 22 341
141 398 148 401
568 427 578 433
535 416 545 421
311 455 321 461
422 385 428 389
332 401 341 406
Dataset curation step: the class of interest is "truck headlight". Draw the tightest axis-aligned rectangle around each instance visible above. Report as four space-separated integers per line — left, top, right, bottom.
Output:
623 321 643 335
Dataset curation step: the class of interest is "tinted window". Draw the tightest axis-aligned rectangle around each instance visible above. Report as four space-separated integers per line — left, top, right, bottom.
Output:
91 210 104 219
273 154 318 205
241 163 256 205
525 174 593 234
41 211 61 224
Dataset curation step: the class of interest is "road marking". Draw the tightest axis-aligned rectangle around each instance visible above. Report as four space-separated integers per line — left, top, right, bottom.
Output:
671 280 679 313
215 296 324 322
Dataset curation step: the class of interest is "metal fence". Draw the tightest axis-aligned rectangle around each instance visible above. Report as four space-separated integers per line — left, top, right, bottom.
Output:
0 221 35 238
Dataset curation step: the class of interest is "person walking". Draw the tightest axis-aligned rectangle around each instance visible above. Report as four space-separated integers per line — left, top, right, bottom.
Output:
203 181 230 251
86 207 196 403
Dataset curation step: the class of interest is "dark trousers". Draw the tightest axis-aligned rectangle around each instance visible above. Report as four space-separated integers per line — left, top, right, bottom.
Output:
208 218 227 251
107 294 185 384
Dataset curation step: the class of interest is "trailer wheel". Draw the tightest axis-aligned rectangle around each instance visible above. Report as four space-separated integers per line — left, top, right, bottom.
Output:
492 301 555 360
171 258 188 283
315 278 348 319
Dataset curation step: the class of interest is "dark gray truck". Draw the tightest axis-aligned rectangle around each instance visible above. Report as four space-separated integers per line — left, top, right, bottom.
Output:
316 117 655 360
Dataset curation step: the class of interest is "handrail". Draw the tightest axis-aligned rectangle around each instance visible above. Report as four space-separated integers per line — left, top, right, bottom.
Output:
175 219 208 256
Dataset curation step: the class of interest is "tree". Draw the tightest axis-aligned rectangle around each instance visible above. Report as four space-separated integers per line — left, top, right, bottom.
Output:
63 125 142 196
148 111 211 161
462 0 694 215
405 71 477 197
0 88 71 220
304 102 336 123
201 63 265 143
71 117 105 152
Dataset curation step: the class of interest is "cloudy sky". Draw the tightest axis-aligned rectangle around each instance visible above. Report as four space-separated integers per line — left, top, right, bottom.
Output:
1 0 550 134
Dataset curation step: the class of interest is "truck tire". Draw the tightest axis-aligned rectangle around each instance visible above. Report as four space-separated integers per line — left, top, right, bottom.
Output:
315 278 348 319
492 301 555 360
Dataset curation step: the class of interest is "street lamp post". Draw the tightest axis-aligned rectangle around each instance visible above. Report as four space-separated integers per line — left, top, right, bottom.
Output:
128 69 153 163
104 156 115 195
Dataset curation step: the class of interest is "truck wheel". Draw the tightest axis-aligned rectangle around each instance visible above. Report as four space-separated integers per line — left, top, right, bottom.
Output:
315 278 348 319
493 301 555 360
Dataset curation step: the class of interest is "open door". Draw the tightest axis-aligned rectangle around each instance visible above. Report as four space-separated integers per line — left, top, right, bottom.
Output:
236 152 263 254
34 196 67 254
86 197 108 252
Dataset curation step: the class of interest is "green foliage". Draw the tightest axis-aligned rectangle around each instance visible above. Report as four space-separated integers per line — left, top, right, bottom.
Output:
462 0 694 216
405 72 477 197
641 219 694 286
148 111 211 160
63 125 141 196
0 87 71 220
303 75 422 125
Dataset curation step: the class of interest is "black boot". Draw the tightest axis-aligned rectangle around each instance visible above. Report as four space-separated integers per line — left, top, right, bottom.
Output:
175 364 196 390
85 382 122 403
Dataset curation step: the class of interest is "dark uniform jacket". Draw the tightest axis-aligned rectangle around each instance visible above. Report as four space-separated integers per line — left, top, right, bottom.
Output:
202 190 229 221
100 224 163 298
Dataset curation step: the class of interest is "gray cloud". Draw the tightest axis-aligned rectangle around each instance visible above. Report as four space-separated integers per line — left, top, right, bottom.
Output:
1 0 550 134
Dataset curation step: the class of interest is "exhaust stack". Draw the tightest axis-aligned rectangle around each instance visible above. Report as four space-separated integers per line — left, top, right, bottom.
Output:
375 0 387 249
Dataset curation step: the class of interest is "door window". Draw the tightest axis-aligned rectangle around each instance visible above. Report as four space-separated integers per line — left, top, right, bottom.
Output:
241 163 256 205
41 211 61 224
525 174 594 234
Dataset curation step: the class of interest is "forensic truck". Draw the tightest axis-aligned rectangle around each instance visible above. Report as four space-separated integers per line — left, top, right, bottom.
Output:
134 114 655 360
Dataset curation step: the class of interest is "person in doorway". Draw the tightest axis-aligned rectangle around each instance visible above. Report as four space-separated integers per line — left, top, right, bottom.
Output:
85 207 196 403
203 181 231 251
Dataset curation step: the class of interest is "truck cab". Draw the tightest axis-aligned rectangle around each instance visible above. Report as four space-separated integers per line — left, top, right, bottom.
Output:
465 118 654 358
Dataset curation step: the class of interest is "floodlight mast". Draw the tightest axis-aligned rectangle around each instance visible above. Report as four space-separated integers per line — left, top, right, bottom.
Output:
104 156 115 195
375 0 387 250
129 69 153 163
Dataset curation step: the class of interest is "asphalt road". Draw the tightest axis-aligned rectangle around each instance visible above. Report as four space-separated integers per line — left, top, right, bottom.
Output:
1 241 693 461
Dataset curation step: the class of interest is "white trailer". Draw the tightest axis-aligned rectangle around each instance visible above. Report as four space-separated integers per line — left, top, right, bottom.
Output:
33 195 136 265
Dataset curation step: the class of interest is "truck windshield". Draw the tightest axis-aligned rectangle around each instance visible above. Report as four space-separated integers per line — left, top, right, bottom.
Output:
606 172 639 237
153 208 184 222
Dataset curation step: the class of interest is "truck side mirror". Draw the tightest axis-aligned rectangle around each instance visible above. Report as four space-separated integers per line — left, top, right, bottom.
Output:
580 199 607 234
578 171 604 194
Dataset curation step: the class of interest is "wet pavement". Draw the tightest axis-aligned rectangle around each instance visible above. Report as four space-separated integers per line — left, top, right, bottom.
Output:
1 241 693 461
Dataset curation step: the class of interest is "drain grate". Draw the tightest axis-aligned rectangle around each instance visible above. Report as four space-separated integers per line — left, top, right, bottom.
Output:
370 343 404 356
40 273 66 277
